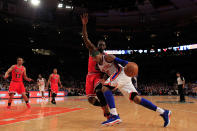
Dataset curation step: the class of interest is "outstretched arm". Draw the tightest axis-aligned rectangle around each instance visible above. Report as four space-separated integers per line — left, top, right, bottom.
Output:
4 65 15 79
105 55 129 67
81 13 97 54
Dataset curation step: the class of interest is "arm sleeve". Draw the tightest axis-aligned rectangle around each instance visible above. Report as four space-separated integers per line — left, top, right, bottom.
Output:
114 57 129 67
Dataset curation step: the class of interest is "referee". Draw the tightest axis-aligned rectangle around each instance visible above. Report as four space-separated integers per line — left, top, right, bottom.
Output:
176 72 185 102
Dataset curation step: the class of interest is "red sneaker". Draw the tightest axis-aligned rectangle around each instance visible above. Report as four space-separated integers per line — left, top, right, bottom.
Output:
26 103 31 109
7 106 11 109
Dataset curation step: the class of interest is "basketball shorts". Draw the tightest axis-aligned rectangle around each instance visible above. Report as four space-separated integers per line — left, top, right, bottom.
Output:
104 67 137 95
39 86 45 92
9 81 26 94
51 84 58 94
86 73 101 97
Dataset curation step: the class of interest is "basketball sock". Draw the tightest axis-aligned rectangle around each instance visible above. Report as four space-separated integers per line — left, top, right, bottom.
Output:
140 98 165 114
8 103 11 106
156 107 165 114
103 90 118 115
140 98 157 111
52 93 56 101
110 108 118 115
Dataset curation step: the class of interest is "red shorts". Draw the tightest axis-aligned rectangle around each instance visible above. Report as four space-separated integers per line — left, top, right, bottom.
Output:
86 73 101 97
9 81 26 94
51 84 58 94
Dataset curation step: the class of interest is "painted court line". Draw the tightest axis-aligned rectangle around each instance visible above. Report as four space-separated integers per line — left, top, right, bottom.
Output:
0 107 84 126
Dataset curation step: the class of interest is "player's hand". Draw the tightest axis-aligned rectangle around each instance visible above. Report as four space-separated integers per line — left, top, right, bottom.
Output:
81 13 88 25
3 74 9 79
28 78 33 82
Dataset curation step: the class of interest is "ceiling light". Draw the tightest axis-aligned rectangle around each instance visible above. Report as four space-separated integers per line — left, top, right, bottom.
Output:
31 0 40 6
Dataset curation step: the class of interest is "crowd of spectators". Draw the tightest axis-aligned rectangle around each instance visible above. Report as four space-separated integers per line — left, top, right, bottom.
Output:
1 72 196 96
0 55 197 97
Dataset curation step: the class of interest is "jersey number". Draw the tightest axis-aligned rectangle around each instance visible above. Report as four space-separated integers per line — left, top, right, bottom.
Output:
16 74 21 78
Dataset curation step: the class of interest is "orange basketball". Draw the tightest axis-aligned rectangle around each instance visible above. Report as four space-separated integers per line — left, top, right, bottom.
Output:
124 62 138 77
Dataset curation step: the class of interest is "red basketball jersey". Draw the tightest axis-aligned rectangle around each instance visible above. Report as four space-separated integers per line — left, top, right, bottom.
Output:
88 56 100 73
50 74 59 85
11 65 25 82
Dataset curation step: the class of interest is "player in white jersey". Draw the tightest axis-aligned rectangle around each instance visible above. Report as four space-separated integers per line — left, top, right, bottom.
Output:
37 74 46 98
98 55 137 95
81 13 171 127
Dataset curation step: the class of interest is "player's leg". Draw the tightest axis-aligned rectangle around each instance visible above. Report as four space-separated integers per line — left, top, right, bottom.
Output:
42 91 44 98
87 96 101 106
51 91 57 104
101 85 121 125
20 82 31 108
50 84 57 104
7 81 16 109
86 74 110 119
7 93 14 109
22 92 31 108
48 88 51 98
95 83 110 119
86 74 102 106
178 85 182 102
120 69 171 127
130 93 171 127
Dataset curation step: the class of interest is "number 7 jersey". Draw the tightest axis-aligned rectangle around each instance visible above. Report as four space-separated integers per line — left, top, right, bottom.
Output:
11 65 25 82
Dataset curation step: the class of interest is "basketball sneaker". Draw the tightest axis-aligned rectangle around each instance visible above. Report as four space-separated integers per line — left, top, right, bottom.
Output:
102 114 122 126
160 110 171 127
51 100 56 105
26 103 31 109
7 106 11 109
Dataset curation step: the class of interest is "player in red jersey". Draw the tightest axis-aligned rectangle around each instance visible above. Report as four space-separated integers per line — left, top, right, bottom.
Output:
47 68 62 104
81 16 110 119
4 57 33 109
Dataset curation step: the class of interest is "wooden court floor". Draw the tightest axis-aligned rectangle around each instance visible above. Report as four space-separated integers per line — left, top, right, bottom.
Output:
0 96 197 131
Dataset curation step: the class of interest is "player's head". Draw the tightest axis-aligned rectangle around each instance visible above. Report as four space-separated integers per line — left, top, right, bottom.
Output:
53 68 57 74
38 74 42 78
17 57 24 65
176 72 180 77
97 40 106 53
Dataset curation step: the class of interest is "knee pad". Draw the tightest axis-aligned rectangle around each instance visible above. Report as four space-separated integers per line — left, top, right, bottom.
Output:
95 90 107 107
88 97 101 107
129 92 138 101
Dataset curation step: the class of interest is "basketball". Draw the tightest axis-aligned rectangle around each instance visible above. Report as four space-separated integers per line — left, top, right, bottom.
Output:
124 62 138 77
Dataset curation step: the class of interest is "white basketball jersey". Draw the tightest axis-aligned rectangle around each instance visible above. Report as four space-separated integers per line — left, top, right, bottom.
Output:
38 78 45 87
98 55 119 76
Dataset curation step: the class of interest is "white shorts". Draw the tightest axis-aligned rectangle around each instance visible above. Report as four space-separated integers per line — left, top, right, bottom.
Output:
104 67 137 94
39 86 45 92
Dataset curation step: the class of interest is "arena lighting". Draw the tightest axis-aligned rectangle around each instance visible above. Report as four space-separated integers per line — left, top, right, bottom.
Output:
65 5 73 9
32 49 54 56
105 44 197 55
139 50 143 53
58 3 63 8
31 0 40 6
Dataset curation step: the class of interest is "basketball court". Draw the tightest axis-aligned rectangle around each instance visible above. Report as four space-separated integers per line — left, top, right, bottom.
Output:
0 96 196 131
